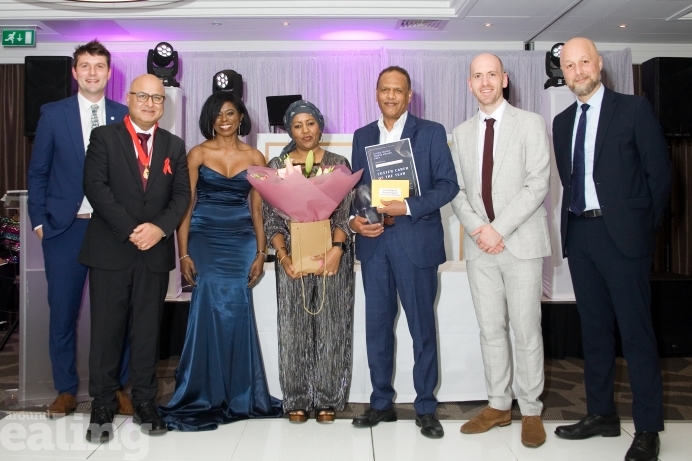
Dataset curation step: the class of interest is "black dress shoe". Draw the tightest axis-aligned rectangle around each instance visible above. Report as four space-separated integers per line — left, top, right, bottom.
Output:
555 414 621 440
86 406 114 443
133 402 167 435
625 432 660 461
416 413 444 439
352 407 397 427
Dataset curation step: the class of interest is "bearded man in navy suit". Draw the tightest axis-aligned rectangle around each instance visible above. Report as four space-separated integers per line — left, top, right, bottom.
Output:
552 38 671 461
349 66 459 438
27 40 131 419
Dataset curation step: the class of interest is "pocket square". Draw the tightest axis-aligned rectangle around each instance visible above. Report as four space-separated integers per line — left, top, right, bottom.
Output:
163 158 172 175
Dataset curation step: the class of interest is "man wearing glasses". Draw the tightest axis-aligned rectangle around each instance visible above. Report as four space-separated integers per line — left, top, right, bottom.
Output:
79 74 190 442
27 40 131 419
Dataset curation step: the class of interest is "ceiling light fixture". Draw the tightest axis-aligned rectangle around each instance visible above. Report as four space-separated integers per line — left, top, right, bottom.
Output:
484 23 492 27
212 21 221 26
283 22 290 26
619 24 627 28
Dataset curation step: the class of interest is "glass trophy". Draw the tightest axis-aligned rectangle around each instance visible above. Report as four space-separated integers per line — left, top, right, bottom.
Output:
354 185 384 225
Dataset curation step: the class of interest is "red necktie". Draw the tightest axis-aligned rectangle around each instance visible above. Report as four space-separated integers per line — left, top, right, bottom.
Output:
137 132 151 157
482 118 495 222
136 132 151 189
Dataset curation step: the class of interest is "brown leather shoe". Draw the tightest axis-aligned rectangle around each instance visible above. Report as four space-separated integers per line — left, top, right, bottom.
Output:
521 415 546 447
116 390 134 416
47 393 76 419
460 406 511 434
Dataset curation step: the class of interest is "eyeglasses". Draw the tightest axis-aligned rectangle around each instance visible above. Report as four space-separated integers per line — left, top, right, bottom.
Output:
129 92 166 104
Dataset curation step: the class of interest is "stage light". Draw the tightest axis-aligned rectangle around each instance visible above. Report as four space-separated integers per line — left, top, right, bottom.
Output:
147 42 179 87
544 42 565 89
212 70 243 97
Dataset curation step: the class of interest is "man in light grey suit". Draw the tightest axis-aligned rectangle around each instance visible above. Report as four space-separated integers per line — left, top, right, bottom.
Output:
450 53 551 448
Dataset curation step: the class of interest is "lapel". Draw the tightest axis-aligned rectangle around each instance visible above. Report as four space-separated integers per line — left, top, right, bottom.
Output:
493 103 517 185
104 99 123 126
400 112 418 144
116 124 146 194
64 95 85 161
561 102 578 176
466 112 481 187
144 129 168 194
594 86 616 167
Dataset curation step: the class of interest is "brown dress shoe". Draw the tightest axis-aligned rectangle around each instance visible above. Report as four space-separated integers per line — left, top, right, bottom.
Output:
521 415 546 447
116 390 134 416
460 406 511 434
47 393 76 419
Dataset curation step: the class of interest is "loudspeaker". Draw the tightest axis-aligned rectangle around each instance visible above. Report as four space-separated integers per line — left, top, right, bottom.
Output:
24 56 75 137
641 57 692 138
266 94 302 129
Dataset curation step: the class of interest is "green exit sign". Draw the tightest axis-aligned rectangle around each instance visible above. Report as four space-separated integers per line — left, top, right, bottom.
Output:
2 29 36 47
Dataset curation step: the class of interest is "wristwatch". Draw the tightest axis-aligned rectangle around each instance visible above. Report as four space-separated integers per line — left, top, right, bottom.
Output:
332 241 348 252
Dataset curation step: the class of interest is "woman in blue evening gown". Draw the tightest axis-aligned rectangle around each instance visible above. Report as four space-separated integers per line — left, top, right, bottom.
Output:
159 92 282 431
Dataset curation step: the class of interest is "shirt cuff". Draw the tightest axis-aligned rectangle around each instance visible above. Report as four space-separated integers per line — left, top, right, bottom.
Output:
405 199 411 216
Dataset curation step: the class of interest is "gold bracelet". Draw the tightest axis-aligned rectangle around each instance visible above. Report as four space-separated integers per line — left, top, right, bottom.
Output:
279 254 289 264
179 254 190 261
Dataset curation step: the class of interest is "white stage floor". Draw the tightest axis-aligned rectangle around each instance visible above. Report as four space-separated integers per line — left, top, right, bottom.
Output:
0 413 689 460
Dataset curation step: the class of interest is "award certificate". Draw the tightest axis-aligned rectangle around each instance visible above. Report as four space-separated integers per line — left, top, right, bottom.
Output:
364 138 420 197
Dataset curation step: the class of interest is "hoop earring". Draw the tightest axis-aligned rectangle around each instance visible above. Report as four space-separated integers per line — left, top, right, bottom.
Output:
212 128 216 138
238 126 241 136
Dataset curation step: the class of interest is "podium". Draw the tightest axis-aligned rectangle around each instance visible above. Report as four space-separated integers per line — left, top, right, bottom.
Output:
8 191 91 405
540 86 577 300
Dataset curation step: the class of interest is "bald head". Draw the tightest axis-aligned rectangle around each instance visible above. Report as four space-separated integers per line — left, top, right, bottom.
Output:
560 37 603 101
468 53 508 113
127 74 166 130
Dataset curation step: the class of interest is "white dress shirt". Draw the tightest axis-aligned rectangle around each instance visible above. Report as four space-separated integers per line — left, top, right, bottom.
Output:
129 119 155 159
377 111 411 215
571 83 604 211
76 93 106 215
476 99 507 183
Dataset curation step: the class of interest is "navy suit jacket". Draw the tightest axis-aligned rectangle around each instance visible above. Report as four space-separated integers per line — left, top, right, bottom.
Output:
27 94 128 240
351 114 459 268
553 86 672 259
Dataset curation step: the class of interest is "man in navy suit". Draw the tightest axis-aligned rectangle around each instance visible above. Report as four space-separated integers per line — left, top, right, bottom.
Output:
552 38 671 461
27 40 131 418
349 66 459 438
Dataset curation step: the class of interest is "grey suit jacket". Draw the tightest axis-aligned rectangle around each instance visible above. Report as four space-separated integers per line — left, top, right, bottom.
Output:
450 102 551 261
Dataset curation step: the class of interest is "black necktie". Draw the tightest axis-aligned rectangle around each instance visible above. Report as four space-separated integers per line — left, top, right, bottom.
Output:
482 117 495 222
570 104 589 215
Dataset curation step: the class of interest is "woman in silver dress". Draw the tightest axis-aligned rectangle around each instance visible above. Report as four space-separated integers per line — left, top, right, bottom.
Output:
263 100 354 423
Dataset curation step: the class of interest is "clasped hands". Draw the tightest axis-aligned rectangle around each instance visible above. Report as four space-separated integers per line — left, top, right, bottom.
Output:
281 246 343 280
129 223 165 251
471 224 504 255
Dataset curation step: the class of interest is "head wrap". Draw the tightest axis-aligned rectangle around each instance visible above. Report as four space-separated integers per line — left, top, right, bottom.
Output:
279 100 325 159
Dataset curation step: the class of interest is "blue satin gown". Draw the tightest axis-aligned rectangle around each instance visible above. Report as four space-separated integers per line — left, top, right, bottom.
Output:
159 166 282 431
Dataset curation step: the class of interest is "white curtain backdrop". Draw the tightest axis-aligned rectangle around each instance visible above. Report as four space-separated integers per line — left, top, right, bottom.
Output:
106 48 632 150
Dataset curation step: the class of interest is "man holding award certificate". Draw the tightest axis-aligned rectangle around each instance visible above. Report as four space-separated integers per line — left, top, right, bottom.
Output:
450 54 551 448
349 66 459 438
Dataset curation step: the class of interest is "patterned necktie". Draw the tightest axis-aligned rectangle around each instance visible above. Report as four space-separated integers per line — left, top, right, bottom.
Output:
570 103 590 216
481 117 496 222
137 132 151 157
90 104 99 130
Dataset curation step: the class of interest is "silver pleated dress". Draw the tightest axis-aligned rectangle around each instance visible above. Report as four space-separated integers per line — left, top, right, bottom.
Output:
263 151 355 412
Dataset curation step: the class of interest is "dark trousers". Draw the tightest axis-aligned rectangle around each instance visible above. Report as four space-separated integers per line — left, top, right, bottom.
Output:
567 214 664 432
43 218 91 395
361 227 439 415
88 253 168 410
